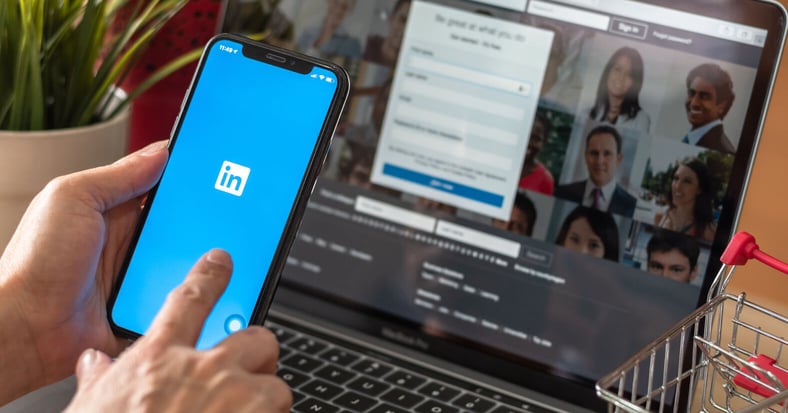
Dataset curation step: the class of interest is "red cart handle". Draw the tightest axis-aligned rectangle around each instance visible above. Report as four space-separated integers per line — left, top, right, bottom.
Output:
733 354 788 401
721 232 788 274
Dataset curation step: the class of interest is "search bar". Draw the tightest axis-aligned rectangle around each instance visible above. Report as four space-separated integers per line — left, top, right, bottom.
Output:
551 0 599 8
435 220 521 258
355 196 436 233
527 0 610 31
408 55 532 96
473 0 527 11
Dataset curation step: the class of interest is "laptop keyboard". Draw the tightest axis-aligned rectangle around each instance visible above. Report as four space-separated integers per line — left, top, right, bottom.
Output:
266 320 555 413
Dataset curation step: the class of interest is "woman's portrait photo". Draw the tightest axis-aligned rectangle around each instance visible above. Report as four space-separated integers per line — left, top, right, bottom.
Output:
586 46 650 134
637 141 733 243
554 205 621 262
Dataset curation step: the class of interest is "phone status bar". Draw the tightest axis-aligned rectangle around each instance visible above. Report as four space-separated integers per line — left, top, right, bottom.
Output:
309 73 335 84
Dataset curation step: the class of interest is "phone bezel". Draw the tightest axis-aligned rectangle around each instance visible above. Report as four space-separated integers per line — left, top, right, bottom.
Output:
107 33 350 342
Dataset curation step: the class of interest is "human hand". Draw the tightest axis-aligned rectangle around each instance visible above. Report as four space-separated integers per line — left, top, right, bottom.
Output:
63 250 291 413
0 141 168 403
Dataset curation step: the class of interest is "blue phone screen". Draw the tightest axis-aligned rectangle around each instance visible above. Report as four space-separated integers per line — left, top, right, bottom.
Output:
111 39 339 349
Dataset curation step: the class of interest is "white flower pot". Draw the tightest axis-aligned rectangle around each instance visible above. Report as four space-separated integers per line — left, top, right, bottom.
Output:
0 109 130 251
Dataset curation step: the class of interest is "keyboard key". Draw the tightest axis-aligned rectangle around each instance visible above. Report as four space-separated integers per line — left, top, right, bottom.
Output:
333 391 377 411
484 393 550 412
415 399 460 413
471 387 529 409
320 348 361 366
347 377 392 397
277 368 311 389
278 347 293 360
281 354 325 373
380 388 425 409
351 359 393 378
301 379 344 401
294 397 340 413
315 365 358 385
452 394 495 413
292 390 307 405
384 371 427 389
518 403 556 413
369 402 410 413
289 337 329 354
417 382 461 402
268 324 297 345
490 406 527 413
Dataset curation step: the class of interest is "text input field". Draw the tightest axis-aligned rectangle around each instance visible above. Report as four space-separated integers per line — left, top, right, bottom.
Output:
400 77 525 121
435 220 521 258
528 0 610 31
409 55 532 96
355 196 436 233
390 121 515 171
396 103 519 147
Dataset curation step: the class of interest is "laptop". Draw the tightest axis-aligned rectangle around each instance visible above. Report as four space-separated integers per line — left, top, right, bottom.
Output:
2 1 783 412
218 0 787 411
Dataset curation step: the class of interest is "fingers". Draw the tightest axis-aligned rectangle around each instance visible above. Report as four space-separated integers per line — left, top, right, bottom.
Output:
249 375 293 413
57 140 169 212
74 349 113 390
147 250 233 346
205 373 292 413
210 326 280 374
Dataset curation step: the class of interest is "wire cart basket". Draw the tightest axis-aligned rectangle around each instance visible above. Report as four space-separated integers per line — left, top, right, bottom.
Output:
596 232 787 413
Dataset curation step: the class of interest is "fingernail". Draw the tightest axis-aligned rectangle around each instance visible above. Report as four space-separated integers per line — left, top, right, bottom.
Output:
140 140 168 156
77 349 97 376
206 249 232 269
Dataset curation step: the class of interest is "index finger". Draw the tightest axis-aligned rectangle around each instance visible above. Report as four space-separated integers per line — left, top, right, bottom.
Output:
146 249 233 346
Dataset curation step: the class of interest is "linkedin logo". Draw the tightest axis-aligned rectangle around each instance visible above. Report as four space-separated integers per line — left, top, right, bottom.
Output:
214 161 251 196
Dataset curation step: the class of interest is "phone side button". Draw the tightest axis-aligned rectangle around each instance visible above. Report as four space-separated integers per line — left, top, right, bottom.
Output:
180 87 191 111
169 115 181 141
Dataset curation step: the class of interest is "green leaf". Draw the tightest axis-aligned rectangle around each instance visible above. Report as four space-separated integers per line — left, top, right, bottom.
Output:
109 47 202 119
2 0 199 130
76 1 188 125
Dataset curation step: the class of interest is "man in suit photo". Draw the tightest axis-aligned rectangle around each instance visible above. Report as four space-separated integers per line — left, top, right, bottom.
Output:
555 125 637 217
682 63 736 154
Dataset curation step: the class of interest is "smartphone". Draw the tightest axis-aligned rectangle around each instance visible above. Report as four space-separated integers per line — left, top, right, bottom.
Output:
108 34 349 349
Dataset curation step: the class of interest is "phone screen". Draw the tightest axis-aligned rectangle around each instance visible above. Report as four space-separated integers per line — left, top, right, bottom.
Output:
110 38 343 349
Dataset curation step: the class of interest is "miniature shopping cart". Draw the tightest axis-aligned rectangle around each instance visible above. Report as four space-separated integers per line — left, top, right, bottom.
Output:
596 232 787 413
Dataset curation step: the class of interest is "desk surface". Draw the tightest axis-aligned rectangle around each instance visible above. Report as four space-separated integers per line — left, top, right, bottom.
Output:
730 1 788 312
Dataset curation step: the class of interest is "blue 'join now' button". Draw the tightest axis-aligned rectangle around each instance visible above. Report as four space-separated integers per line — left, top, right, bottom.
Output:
383 164 504 207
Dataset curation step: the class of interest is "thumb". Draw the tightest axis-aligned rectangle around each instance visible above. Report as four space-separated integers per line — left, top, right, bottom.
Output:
73 140 169 212
74 349 113 389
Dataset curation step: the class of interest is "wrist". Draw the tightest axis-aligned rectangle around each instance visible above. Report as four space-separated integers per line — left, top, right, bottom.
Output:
0 283 45 404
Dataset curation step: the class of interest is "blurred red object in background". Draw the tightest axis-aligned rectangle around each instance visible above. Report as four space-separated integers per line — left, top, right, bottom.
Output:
122 0 222 152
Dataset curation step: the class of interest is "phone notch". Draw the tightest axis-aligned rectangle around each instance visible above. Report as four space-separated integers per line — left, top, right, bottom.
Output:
243 43 312 74
265 53 286 64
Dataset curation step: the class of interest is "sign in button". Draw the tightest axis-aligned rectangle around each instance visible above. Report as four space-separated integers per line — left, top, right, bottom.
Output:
382 163 504 207
610 18 648 40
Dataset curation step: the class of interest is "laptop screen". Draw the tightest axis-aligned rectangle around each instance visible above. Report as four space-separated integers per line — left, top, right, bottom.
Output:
222 0 785 406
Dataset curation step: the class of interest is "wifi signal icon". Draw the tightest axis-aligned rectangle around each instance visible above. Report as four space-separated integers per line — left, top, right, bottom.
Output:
319 74 326 80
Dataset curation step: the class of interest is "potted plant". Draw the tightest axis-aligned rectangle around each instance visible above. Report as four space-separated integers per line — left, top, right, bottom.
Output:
0 0 202 248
